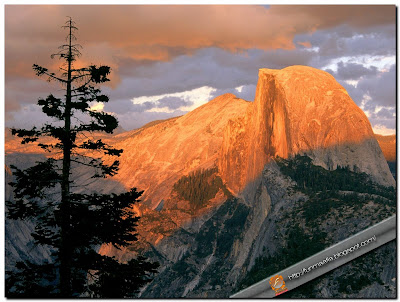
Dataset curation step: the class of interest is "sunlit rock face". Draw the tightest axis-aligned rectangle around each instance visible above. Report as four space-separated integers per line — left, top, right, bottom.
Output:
219 66 395 194
111 93 250 210
5 65 394 212
100 65 394 251
375 134 396 162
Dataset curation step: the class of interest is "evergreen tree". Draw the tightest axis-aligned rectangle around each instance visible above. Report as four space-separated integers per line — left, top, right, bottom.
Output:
6 18 158 298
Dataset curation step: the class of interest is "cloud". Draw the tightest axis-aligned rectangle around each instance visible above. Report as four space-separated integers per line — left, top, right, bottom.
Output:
297 24 395 69
5 5 395 79
130 102 155 113
101 47 316 103
129 97 193 113
375 107 395 119
339 81 365 107
89 102 104 112
372 124 396 136
297 41 312 48
6 104 55 129
157 96 193 111
324 60 395 111
209 84 257 102
5 77 61 112
368 107 396 127
102 86 215 127
357 64 396 110
335 61 378 80
235 85 257 102
102 99 134 115
270 5 394 30
330 63 396 134
5 5 396 133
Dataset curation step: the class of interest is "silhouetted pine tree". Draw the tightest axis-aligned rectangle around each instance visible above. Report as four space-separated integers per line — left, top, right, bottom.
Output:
6 18 158 298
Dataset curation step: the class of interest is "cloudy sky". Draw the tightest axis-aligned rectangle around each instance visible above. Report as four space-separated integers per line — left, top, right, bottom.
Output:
5 5 396 135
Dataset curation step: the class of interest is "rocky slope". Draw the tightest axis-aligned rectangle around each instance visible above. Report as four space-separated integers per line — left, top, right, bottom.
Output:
111 93 250 210
138 158 396 297
238 157 396 298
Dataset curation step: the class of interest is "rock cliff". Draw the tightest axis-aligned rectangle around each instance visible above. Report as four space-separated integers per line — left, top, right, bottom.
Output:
219 66 394 195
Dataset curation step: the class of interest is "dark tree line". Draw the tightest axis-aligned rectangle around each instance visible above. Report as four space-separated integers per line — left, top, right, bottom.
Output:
173 168 230 211
6 18 158 298
277 154 395 199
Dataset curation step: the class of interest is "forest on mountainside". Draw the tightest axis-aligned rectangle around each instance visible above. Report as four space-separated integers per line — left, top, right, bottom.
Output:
237 155 396 297
173 168 232 211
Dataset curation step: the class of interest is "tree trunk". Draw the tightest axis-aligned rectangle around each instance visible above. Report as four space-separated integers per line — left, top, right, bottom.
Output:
60 18 73 297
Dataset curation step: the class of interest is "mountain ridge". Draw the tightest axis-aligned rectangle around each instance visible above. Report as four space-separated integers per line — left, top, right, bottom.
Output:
5 65 395 212
5 65 396 298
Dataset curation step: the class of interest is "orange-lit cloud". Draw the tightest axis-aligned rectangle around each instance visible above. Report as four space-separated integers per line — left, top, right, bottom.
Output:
4 5 396 133
297 41 312 48
5 5 395 80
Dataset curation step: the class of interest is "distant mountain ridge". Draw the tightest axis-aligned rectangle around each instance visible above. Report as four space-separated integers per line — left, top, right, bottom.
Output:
374 134 396 162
